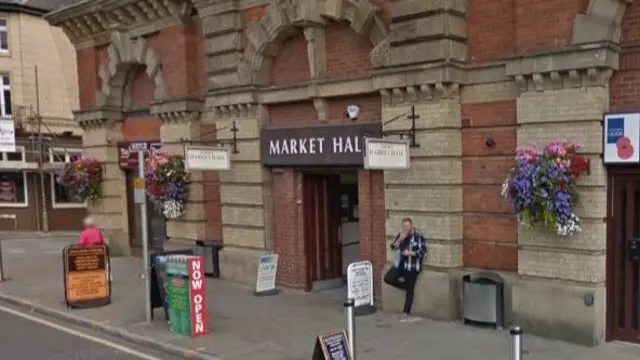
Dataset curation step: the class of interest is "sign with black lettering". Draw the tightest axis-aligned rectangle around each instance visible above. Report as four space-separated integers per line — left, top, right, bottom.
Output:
260 123 381 166
62 245 111 309
311 330 352 360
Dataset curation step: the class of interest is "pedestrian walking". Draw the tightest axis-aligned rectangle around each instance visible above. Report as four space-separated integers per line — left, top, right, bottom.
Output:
77 216 112 282
383 217 427 322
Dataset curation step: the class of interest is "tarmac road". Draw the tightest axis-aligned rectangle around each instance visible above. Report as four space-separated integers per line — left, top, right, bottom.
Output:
0 303 185 360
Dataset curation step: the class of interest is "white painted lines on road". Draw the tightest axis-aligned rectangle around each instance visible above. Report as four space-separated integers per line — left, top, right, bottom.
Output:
0 305 165 360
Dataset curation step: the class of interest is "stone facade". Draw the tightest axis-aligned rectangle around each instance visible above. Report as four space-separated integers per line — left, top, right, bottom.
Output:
46 0 640 346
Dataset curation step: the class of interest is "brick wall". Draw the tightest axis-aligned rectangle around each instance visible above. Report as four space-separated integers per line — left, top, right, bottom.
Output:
122 117 160 140
611 0 640 110
461 101 518 271
325 23 372 78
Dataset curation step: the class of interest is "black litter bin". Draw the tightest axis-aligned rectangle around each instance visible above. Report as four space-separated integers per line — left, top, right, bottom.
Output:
462 272 505 328
194 240 223 278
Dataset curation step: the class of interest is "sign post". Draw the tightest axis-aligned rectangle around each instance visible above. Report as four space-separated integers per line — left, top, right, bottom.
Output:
163 255 209 337
254 254 279 296
346 261 375 316
137 150 152 323
63 244 111 308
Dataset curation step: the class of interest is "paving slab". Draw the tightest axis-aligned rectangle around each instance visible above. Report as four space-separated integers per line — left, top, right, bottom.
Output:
0 236 639 360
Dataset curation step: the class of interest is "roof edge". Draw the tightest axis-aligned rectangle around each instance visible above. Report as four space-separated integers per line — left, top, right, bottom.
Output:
44 0 99 25
0 2 51 17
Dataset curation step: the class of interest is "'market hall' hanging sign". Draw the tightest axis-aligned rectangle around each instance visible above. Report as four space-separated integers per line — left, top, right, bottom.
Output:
603 112 640 164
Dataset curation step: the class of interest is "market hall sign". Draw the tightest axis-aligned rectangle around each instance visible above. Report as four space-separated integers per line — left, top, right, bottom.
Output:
260 123 382 166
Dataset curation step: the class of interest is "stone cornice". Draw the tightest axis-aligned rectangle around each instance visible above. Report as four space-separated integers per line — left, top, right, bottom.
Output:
206 63 466 108
45 0 195 46
151 97 205 123
73 107 123 129
505 42 618 91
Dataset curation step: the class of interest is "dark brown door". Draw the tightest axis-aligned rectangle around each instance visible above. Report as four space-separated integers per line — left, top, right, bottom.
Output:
125 171 165 249
303 174 342 288
609 173 640 342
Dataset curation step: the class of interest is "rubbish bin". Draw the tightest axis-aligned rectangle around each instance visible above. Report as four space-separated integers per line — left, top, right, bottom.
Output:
194 240 222 278
462 272 505 328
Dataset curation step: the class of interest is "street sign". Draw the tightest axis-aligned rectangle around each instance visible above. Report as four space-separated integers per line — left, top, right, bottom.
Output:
133 177 145 204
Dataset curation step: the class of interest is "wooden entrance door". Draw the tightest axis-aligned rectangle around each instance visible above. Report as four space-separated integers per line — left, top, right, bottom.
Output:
303 174 342 288
609 171 640 342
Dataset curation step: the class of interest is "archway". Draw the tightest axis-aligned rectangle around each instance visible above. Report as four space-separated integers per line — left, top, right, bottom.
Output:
241 0 389 85
572 0 636 44
97 31 166 107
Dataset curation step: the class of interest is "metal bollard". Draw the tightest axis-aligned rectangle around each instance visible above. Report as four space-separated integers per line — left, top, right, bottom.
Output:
0 237 4 282
509 326 523 360
344 298 356 359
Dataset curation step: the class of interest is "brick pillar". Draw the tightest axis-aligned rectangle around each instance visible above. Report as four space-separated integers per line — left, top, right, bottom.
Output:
357 169 386 297
152 98 205 248
76 108 129 255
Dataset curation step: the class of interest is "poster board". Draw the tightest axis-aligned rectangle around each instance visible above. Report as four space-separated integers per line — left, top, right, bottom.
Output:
63 244 111 309
311 330 352 360
254 254 279 296
149 249 194 321
346 260 375 316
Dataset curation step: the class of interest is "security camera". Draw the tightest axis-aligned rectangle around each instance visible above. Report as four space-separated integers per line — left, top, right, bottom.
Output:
345 105 360 121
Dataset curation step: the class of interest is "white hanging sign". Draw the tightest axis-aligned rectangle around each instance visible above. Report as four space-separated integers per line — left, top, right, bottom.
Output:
363 138 410 170
184 145 231 170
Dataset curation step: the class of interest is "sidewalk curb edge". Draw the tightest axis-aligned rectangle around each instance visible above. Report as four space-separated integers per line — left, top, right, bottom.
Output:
0 292 223 360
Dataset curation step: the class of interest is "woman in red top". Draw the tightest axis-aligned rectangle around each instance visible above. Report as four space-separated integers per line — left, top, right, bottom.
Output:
76 216 111 282
77 216 104 247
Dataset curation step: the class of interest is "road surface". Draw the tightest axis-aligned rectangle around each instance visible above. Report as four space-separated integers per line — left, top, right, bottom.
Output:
0 303 185 360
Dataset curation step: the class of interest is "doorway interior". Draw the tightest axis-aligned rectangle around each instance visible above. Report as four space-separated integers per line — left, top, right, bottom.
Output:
608 168 640 343
303 170 360 292
125 170 166 251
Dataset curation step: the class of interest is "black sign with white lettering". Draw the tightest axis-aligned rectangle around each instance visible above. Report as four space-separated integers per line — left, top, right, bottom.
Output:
260 123 382 166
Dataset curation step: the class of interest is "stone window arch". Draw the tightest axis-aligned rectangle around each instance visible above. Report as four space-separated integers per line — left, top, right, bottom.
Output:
97 31 166 108
241 0 389 85
572 0 635 45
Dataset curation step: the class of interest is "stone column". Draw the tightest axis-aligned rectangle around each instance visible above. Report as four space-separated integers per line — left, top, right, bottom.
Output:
380 84 463 320
152 98 205 249
75 108 129 255
209 102 269 285
510 67 610 345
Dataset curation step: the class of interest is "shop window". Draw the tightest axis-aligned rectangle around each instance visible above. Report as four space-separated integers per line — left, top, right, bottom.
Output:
0 75 10 118
0 171 27 207
49 147 85 208
1 145 24 162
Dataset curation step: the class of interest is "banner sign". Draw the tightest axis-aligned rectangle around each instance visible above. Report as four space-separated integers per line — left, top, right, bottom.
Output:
0 119 15 152
63 244 111 309
163 254 209 337
603 112 640 164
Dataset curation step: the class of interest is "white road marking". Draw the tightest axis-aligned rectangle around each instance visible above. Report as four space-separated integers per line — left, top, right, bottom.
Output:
0 305 165 360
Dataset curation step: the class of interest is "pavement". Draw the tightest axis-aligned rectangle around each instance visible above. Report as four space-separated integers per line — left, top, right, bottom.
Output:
0 236 640 360
0 302 184 360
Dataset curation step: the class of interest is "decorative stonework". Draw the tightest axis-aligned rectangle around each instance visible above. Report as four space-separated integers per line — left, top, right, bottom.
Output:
380 83 461 105
73 107 123 130
513 69 614 93
241 0 388 85
46 0 196 45
151 97 204 124
213 104 258 119
572 0 635 44
98 31 166 107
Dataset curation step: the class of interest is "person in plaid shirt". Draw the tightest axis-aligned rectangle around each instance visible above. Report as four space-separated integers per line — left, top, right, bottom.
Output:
388 217 427 322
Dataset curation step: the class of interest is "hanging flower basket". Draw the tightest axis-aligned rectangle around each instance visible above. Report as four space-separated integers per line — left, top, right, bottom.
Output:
145 152 189 219
56 156 103 202
501 140 590 236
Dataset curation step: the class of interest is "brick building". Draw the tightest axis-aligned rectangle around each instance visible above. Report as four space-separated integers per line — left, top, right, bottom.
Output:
45 0 640 346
